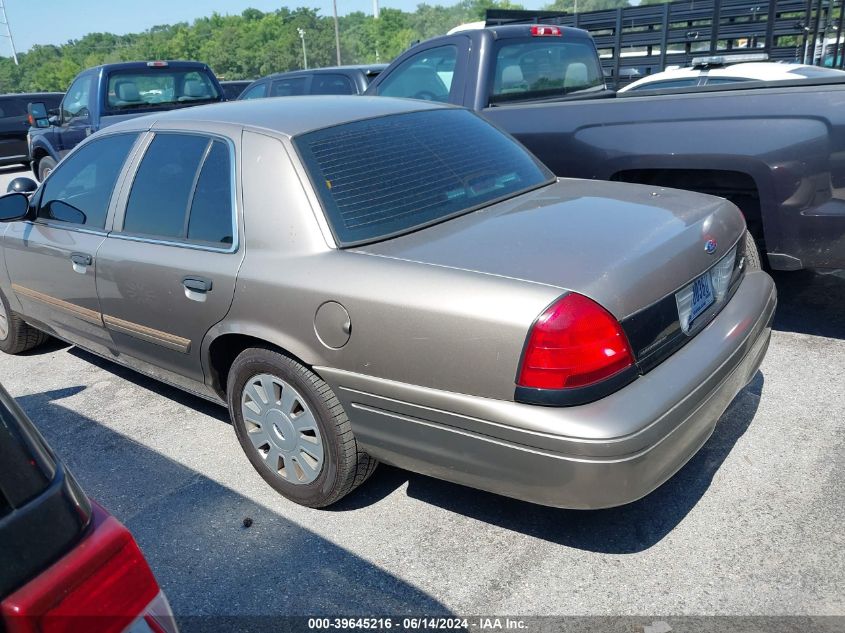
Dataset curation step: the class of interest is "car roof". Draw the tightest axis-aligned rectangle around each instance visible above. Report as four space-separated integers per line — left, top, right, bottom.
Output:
105 95 450 138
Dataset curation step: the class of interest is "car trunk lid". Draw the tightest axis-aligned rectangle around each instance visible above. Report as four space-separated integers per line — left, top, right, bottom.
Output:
355 179 746 321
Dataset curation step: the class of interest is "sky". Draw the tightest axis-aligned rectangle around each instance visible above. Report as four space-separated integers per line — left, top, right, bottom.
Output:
0 0 544 54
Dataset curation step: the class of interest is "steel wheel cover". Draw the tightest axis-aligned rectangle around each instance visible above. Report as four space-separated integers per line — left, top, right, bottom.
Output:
240 373 324 485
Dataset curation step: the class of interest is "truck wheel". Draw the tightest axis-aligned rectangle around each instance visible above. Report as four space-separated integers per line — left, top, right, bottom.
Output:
37 156 57 182
743 230 762 271
227 348 377 508
0 290 50 355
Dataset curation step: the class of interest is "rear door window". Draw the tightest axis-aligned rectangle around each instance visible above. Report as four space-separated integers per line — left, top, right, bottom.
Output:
187 141 235 246
0 98 26 119
310 74 355 95
270 77 308 97
39 133 138 229
122 134 234 246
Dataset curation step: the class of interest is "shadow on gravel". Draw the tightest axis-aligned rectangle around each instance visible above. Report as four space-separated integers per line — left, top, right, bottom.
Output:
335 373 764 554
771 270 845 339
17 336 69 356
15 387 451 630
68 347 229 423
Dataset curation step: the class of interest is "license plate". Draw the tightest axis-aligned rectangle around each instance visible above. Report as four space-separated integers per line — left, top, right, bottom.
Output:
676 272 715 333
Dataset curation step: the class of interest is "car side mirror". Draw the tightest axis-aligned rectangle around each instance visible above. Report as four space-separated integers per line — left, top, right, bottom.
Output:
0 193 32 222
27 102 50 129
7 177 38 194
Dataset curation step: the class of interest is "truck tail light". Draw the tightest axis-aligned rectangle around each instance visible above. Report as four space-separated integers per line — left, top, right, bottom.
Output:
530 25 562 37
1 503 161 633
517 293 634 390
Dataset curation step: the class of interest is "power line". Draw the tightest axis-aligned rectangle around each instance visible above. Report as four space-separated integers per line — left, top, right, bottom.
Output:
0 0 18 65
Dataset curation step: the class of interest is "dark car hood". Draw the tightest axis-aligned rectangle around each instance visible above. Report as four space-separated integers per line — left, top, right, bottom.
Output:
355 179 746 319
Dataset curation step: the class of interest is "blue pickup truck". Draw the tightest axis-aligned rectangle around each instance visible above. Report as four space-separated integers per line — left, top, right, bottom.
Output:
27 60 224 180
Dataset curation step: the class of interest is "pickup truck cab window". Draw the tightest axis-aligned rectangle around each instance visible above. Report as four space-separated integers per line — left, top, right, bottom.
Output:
39 133 138 229
491 40 604 103
106 69 220 112
122 133 234 247
61 75 93 123
377 45 457 103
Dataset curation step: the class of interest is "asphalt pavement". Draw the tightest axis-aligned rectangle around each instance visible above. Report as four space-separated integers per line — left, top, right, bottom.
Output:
0 165 843 629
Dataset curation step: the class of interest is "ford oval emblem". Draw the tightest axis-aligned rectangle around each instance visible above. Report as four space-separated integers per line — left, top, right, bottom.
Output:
704 239 718 255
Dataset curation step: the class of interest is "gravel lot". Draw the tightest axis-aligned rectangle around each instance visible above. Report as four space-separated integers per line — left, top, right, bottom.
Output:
0 165 843 628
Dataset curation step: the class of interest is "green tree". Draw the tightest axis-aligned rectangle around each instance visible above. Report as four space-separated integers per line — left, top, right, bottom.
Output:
544 0 629 12
0 0 531 91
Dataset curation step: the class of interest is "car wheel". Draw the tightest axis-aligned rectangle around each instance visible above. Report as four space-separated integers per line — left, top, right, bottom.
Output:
227 348 377 507
37 156 57 182
743 230 762 271
0 290 49 354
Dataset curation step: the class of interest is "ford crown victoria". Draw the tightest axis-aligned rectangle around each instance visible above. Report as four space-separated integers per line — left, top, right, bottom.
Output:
0 97 776 508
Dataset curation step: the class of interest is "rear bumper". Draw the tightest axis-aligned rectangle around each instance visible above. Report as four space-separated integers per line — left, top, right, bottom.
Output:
319 270 777 509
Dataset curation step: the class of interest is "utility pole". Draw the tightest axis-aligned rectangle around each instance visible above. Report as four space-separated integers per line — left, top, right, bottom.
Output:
297 27 308 69
0 0 18 65
332 0 342 66
373 0 380 63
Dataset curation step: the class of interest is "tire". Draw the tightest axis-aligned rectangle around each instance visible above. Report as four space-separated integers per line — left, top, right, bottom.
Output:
0 290 50 354
227 348 377 508
37 156 57 182
743 229 762 271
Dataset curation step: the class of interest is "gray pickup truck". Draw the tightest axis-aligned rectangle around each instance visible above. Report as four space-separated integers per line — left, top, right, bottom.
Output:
365 24 845 271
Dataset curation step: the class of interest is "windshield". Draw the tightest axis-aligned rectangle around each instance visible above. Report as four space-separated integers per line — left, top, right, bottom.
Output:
295 109 554 246
491 39 605 104
106 69 220 111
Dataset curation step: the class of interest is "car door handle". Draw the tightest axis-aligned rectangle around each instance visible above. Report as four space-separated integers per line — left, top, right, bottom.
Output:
182 277 212 293
70 253 92 273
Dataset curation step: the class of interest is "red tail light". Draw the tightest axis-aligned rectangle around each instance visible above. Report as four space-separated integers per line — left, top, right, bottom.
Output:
1 503 161 633
518 293 634 390
530 25 562 37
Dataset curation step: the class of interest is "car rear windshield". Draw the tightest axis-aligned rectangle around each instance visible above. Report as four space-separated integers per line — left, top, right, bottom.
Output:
491 39 605 104
294 108 554 246
106 68 220 112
